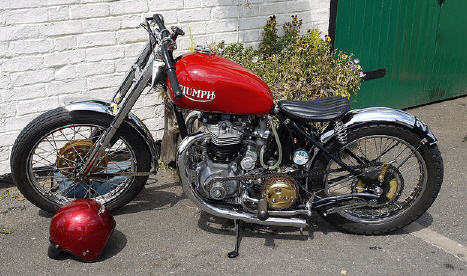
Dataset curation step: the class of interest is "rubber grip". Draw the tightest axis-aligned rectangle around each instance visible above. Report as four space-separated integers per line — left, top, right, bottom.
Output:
152 14 165 31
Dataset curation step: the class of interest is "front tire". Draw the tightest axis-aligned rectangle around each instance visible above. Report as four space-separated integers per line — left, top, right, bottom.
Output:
314 124 443 234
10 108 151 213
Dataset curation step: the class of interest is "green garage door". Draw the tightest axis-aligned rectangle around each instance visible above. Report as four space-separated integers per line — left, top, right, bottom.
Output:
335 0 467 109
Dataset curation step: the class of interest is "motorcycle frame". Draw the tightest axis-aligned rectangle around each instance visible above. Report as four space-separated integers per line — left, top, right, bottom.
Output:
274 115 361 176
77 38 357 180
77 27 438 179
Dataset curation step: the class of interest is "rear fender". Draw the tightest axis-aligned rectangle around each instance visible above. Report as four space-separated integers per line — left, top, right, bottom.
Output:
320 107 437 145
65 100 159 169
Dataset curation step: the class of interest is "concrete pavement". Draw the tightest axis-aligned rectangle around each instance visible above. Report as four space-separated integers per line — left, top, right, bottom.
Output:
0 96 466 275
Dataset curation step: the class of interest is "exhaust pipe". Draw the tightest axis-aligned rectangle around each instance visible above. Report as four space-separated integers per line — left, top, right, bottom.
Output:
177 132 308 228
184 110 201 134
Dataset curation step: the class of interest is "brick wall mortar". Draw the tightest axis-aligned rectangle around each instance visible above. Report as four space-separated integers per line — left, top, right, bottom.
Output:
0 0 330 174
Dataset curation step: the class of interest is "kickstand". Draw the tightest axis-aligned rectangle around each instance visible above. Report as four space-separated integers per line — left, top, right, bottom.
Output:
227 219 242 258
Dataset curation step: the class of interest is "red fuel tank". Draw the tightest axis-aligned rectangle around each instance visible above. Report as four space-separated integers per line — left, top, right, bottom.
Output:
167 52 273 115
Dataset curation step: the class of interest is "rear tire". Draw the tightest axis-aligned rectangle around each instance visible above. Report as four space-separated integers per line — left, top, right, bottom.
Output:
313 124 443 234
10 108 151 213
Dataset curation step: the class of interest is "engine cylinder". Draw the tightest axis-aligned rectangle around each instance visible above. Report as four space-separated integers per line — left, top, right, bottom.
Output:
206 143 240 163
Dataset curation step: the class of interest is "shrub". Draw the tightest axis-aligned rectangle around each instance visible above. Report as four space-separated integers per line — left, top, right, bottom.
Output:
212 16 363 102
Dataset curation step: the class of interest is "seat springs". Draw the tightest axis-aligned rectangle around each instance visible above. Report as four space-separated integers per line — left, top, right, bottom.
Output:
334 120 348 145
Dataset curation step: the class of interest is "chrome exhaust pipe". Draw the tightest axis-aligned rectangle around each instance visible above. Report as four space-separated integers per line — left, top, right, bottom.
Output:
177 132 308 228
184 110 201 134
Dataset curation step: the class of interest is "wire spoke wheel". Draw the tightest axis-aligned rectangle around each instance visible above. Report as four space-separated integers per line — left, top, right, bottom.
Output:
315 124 443 234
325 135 427 222
27 124 137 206
11 108 152 213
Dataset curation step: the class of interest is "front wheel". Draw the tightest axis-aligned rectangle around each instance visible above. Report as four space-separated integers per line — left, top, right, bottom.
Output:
10 108 151 213
314 124 443 234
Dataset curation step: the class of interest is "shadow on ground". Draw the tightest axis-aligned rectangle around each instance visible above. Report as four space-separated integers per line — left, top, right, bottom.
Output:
196 209 435 247
196 211 340 250
35 178 185 217
28 169 435 252
113 181 185 216
49 229 127 262
38 210 53 218
100 229 127 261
0 174 14 189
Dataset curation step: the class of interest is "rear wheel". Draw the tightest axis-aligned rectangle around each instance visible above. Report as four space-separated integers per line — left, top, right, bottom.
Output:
10 108 151 213
314 124 443 234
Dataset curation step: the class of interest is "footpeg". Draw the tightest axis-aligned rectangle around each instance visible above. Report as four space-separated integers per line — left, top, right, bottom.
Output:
257 199 269 221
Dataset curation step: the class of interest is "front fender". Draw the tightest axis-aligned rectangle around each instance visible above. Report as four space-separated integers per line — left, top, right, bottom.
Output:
65 100 159 168
320 107 437 145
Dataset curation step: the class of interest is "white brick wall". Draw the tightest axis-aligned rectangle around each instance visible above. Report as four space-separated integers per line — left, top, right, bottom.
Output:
0 0 330 175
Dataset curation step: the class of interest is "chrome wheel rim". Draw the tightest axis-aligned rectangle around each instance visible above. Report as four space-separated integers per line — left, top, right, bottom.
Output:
26 124 137 206
324 135 427 223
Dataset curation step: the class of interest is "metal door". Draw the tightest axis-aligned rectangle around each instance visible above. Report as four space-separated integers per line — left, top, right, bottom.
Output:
430 0 467 101
334 0 467 109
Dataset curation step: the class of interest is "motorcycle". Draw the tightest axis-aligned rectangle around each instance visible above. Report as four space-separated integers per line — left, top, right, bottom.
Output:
10 14 443 257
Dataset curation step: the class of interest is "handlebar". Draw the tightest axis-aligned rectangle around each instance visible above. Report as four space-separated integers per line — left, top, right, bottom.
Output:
152 14 168 36
149 14 183 99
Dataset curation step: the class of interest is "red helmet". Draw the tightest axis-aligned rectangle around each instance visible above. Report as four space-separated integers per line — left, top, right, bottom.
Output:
48 199 116 262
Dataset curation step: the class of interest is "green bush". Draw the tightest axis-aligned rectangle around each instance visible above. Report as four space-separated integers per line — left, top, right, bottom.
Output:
212 16 363 102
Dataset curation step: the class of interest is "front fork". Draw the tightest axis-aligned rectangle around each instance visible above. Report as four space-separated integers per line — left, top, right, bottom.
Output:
78 57 166 177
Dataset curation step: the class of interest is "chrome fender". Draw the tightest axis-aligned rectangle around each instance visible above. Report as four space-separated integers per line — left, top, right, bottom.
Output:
65 100 159 168
320 107 437 145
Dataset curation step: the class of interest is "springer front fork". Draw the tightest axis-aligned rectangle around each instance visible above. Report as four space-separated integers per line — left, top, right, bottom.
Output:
78 45 166 177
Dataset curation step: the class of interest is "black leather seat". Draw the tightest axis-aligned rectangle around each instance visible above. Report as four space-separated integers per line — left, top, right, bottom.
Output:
278 96 351 122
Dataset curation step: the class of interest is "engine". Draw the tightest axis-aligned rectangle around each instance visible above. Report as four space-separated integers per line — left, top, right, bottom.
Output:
195 113 263 200
193 113 298 210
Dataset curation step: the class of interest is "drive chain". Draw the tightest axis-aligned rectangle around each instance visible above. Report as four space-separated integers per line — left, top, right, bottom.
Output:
206 163 373 187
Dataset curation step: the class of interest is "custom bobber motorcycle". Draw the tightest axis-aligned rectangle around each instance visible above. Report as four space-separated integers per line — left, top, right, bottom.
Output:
11 14 443 257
